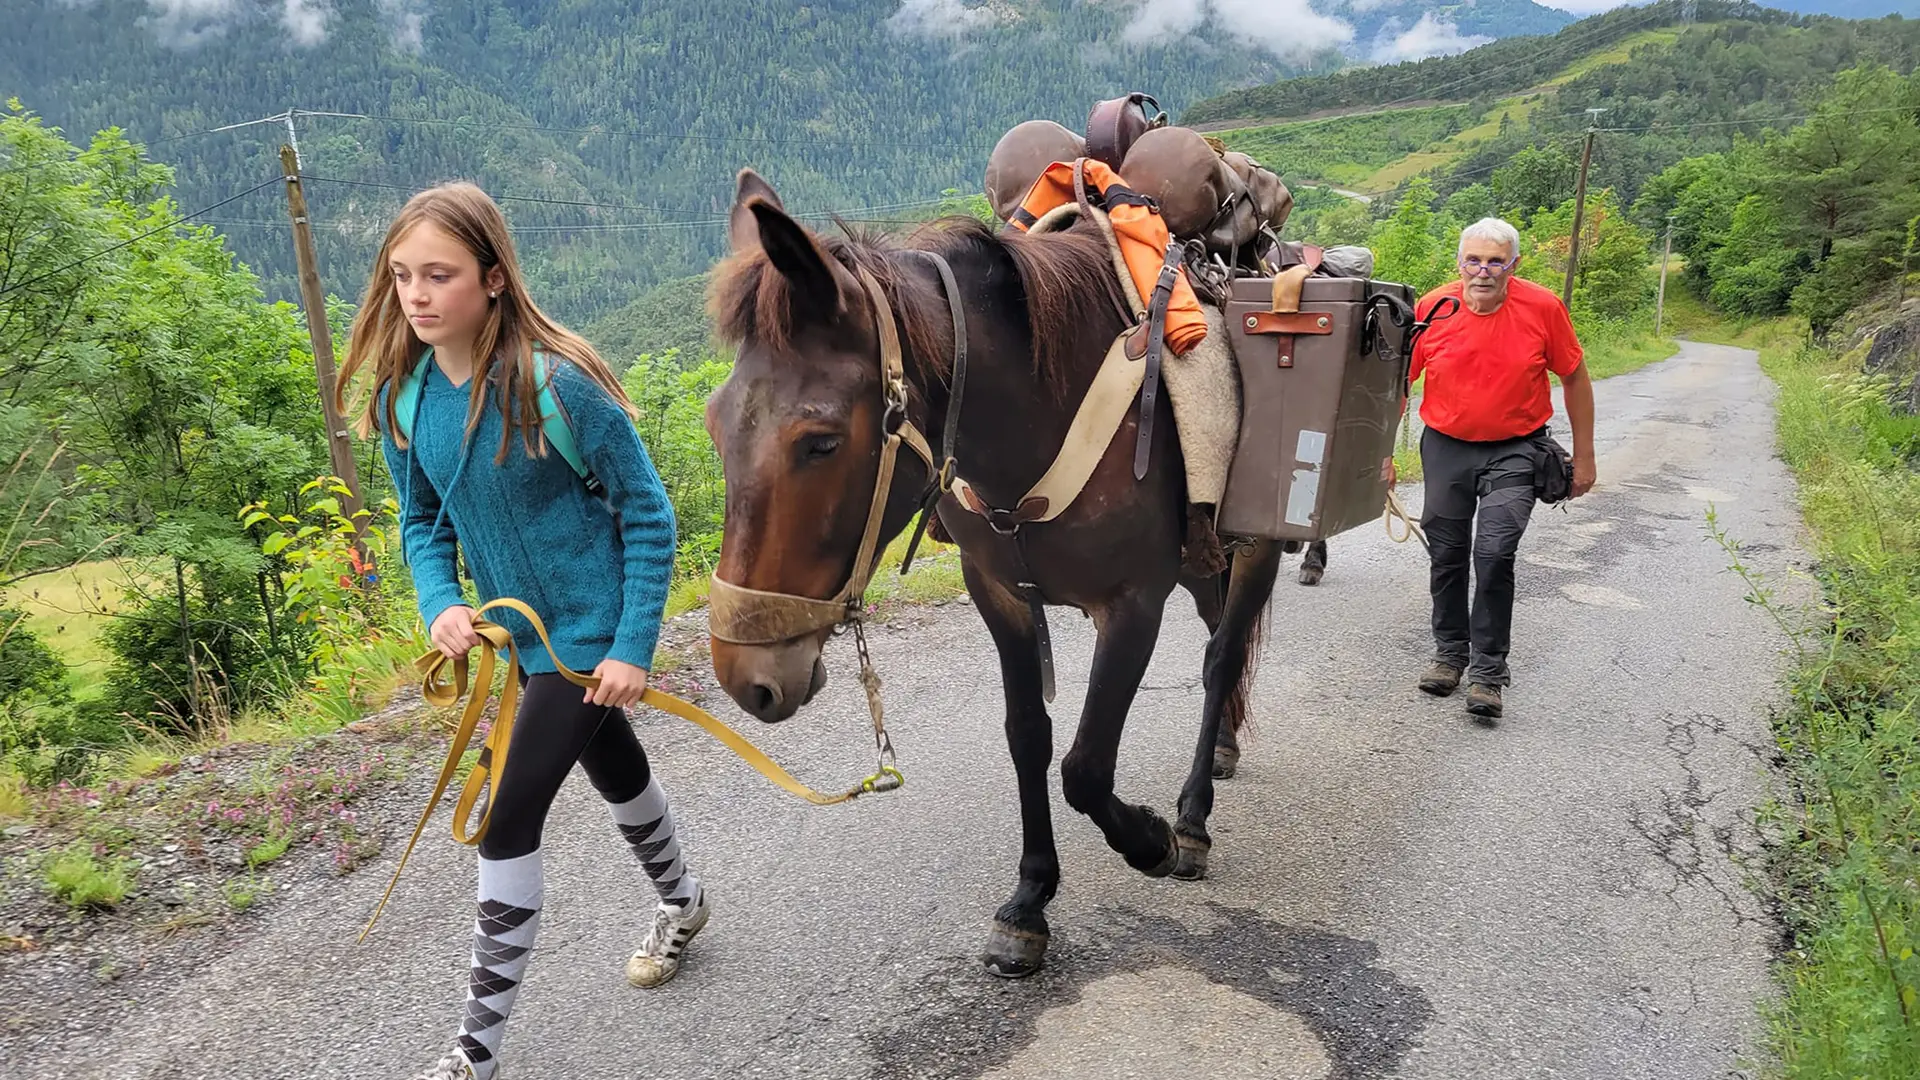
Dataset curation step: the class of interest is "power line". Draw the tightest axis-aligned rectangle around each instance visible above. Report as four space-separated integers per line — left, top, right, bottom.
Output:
307 109 999 153
1599 104 1920 132
0 176 283 299
296 174 732 216
296 173 963 223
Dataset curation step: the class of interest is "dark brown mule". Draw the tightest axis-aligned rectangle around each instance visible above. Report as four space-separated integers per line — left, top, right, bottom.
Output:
703 169 1287 977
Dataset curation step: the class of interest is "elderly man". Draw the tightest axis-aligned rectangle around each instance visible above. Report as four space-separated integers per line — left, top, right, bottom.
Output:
1400 217 1596 719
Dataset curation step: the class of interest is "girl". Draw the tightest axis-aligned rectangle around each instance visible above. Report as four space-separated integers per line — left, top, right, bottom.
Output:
338 182 712 1080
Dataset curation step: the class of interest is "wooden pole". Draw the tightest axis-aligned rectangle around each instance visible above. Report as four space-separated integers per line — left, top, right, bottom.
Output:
279 144 371 570
1562 125 1597 308
1654 216 1673 335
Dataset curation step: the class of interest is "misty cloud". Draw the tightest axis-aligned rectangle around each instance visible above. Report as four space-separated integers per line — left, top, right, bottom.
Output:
1369 12 1491 63
279 0 331 46
1117 0 1208 44
376 0 426 53
1115 0 1355 62
141 0 241 48
886 0 1002 39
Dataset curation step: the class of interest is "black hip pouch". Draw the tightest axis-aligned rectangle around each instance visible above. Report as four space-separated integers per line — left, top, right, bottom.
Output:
1533 429 1575 504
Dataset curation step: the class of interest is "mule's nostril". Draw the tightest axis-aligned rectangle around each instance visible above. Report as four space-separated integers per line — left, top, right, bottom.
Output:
747 681 781 718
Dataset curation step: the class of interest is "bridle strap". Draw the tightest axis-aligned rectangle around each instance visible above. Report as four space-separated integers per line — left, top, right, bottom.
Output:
707 261 937 645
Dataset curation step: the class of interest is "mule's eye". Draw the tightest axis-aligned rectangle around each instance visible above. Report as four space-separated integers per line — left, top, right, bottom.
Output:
799 434 841 462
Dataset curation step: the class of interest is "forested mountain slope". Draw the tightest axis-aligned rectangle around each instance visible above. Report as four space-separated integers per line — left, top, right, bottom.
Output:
3 0 1568 324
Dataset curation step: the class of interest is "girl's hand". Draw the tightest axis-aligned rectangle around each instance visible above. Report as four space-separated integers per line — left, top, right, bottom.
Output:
588 658 649 709
430 605 484 660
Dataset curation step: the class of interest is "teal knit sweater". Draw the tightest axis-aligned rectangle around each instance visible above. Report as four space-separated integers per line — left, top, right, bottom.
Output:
380 354 678 675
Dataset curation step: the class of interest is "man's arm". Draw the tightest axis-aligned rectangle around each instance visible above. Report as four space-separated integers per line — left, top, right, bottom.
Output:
1561 361 1596 498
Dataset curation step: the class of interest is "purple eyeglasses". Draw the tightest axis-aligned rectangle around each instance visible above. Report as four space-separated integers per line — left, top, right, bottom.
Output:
1460 255 1517 277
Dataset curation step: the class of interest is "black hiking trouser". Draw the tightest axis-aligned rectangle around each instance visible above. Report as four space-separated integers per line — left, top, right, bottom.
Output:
477 669 654 860
1420 425 1544 687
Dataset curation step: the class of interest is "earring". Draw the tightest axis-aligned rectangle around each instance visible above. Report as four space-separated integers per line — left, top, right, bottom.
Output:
489 290 498 298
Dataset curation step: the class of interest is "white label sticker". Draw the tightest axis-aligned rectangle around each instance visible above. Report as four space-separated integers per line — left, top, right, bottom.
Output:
1285 467 1320 527
1295 429 1327 465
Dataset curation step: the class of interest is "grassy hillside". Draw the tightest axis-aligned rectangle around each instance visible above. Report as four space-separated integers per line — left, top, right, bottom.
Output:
1209 4 1920 212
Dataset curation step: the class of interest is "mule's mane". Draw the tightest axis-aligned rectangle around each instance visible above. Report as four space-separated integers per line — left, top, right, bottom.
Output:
708 215 1127 399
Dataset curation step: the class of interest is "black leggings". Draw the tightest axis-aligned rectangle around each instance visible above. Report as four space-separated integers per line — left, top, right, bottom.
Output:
477 670 654 860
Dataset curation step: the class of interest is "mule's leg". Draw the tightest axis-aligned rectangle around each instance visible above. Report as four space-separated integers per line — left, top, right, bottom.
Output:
964 561 1060 979
1174 541 1284 880
1060 589 1181 878
1298 539 1328 586
1180 570 1241 780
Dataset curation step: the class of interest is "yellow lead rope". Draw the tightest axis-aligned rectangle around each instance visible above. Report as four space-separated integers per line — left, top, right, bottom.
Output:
359 597 901 942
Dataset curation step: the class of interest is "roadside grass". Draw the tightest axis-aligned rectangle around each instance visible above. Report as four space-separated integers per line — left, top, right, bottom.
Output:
1717 332 1920 1078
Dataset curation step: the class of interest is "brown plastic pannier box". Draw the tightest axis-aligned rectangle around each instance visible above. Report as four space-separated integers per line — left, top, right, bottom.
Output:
1216 275 1416 542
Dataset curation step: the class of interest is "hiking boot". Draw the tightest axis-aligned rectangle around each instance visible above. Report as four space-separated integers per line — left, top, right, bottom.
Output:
1417 662 1462 697
626 883 711 988
1466 684 1503 719
412 1051 483 1080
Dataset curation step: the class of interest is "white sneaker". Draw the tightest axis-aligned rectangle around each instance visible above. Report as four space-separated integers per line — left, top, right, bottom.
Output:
626 884 710 988
412 1051 488 1080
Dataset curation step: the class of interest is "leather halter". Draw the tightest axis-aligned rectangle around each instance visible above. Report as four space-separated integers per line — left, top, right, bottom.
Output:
706 262 941 646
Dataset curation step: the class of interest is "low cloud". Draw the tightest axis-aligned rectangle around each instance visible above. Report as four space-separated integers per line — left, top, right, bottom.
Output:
1117 0 1355 61
376 0 427 53
279 0 330 46
886 0 1002 39
141 0 241 48
1541 0 1656 12
1369 12 1492 63
125 0 418 51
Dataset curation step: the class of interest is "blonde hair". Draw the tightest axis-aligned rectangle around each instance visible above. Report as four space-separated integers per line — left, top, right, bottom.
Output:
336 181 637 465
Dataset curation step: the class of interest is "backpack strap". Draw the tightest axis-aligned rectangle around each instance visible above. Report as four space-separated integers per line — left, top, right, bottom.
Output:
530 350 589 481
392 347 592 484
392 349 429 443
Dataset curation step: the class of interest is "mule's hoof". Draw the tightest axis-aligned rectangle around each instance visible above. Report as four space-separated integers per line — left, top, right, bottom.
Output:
1125 809 1180 878
1297 566 1323 586
1172 830 1211 880
1212 745 1240 780
982 919 1048 979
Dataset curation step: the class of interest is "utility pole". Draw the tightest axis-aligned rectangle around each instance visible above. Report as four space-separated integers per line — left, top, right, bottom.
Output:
279 141 372 570
1562 109 1607 308
1654 213 1674 334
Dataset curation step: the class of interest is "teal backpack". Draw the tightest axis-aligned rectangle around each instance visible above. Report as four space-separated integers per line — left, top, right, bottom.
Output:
393 347 603 495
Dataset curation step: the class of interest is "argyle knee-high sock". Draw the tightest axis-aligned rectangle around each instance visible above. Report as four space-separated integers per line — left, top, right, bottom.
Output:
455 850 542 1080
607 775 701 907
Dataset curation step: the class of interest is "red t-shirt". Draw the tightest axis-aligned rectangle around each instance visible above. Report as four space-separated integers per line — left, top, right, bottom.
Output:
1408 277 1584 442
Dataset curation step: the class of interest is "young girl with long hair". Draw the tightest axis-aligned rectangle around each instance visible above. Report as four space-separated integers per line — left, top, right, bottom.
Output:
338 182 712 1080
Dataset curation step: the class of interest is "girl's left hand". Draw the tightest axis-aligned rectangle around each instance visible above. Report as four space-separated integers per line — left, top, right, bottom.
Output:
588 658 650 709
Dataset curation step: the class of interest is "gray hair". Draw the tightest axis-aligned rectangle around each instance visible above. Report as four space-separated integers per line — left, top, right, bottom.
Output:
1458 217 1521 261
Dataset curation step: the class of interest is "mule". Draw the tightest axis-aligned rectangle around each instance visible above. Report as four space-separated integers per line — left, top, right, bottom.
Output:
701 169 1288 977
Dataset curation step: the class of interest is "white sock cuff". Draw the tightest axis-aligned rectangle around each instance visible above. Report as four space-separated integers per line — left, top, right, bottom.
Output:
477 849 544 910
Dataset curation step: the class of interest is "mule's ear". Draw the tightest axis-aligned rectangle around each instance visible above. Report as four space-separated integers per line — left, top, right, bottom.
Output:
749 201 842 315
729 168 785 253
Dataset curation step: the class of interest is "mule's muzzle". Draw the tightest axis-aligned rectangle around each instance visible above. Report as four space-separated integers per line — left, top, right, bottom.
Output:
714 638 829 723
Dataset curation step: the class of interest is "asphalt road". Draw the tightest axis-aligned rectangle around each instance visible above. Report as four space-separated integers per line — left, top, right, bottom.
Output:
14 341 1806 1079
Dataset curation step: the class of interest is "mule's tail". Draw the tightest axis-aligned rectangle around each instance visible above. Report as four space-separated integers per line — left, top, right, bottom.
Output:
1219 561 1271 737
